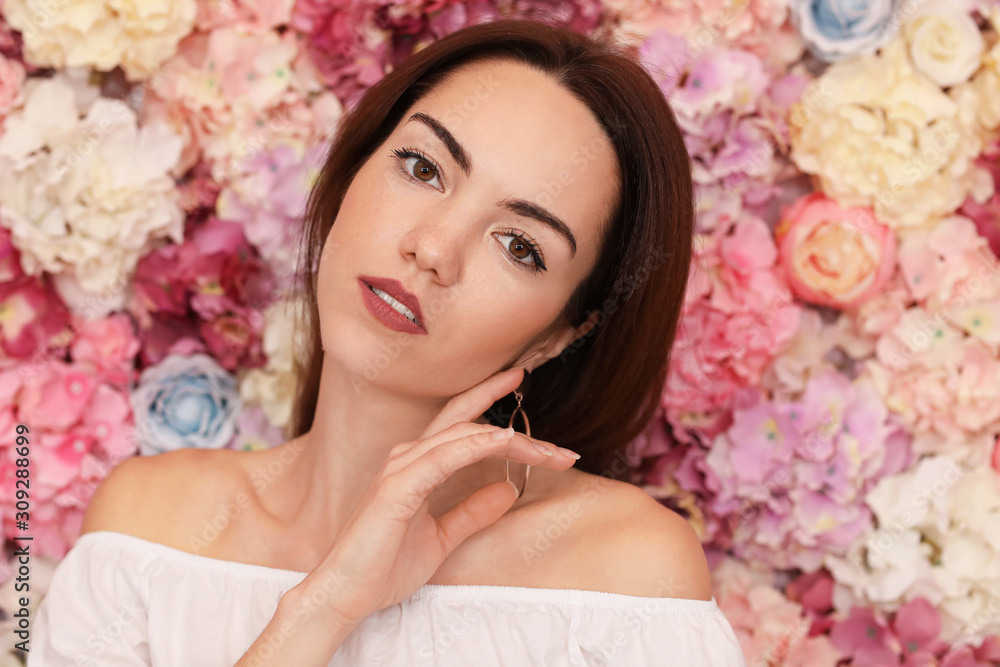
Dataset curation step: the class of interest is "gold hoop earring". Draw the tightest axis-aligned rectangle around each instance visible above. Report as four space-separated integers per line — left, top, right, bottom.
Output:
504 388 530 499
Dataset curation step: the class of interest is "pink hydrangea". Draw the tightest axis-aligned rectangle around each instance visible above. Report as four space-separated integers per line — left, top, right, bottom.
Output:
215 141 327 293
830 597 1000 667
663 214 802 443
290 0 395 110
0 358 136 560
194 0 294 31
702 368 913 571
615 0 804 74
638 29 807 234
69 313 141 386
712 556 842 666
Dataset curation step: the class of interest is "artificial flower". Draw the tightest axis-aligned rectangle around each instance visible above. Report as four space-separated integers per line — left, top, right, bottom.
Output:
141 24 339 182
68 313 140 386
226 404 285 451
0 53 23 122
0 0 197 81
238 295 309 429
611 0 804 74
215 140 325 292
194 0 294 31
826 455 1000 647
129 217 275 370
0 73 184 308
901 0 985 87
712 556 842 666
790 37 994 229
703 369 913 571
663 214 801 442
789 0 899 63
0 358 136 559
776 193 896 309
0 229 73 361
959 139 1000 259
128 352 242 455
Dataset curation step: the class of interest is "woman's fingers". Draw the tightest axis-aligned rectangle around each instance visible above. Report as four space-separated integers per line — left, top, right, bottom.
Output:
384 420 575 477
378 429 577 520
434 479 521 554
419 367 525 440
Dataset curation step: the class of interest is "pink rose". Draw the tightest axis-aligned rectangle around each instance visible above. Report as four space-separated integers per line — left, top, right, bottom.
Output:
776 193 896 310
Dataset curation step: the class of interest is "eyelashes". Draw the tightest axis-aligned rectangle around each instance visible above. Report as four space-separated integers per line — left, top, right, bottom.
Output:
391 146 440 187
493 229 546 273
389 146 547 273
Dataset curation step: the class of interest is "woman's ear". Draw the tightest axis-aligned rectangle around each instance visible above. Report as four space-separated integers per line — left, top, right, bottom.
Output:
527 310 601 371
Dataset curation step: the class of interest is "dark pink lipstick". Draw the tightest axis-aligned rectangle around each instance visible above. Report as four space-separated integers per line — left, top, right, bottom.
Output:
358 276 427 334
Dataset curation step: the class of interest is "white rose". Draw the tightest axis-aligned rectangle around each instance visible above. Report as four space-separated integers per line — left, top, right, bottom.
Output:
902 0 984 87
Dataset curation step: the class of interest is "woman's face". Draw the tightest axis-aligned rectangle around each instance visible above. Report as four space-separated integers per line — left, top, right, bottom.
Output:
317 58 620 396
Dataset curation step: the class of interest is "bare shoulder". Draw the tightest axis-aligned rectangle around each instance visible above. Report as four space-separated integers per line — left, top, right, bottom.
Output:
570 475 713 601
79 448 248 545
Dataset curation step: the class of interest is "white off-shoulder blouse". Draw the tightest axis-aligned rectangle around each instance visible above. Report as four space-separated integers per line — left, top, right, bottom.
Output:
28 530 747 666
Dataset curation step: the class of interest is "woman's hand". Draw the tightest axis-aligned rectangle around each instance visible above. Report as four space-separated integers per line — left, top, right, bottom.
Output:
286 367 580 631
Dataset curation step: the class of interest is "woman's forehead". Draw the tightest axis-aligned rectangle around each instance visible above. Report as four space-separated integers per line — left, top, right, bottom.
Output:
399 61 619 261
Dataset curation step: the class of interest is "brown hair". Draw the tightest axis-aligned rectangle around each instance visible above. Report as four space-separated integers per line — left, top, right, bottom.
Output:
290 18 693 482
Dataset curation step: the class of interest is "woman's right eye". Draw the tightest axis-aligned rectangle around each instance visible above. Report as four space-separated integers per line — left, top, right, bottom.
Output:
390 147 444 191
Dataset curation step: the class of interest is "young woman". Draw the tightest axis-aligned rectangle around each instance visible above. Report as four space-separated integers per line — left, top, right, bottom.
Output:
30 19 746 666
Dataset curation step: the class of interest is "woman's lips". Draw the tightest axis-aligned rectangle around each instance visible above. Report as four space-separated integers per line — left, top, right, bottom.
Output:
358 278 428 335
358 274 425 328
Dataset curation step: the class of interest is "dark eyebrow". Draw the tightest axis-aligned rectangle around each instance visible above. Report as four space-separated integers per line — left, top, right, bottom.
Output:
406 112 578 260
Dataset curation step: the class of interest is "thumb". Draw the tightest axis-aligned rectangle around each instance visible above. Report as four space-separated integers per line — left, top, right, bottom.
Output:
434 481 521 553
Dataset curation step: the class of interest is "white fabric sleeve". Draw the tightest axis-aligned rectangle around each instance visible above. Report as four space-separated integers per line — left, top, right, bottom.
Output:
26 537 150 667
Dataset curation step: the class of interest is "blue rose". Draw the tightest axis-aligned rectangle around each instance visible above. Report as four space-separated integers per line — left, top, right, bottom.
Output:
130 353 243 455
790 0 901 62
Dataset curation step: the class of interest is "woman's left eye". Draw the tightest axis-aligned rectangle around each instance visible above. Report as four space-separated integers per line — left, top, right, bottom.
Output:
391 147 443 190
493 230 547 273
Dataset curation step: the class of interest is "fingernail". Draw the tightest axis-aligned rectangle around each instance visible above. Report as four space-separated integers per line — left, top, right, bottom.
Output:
505 480 520 498
531 441 554 457
556 446 581 460
492 427 514 441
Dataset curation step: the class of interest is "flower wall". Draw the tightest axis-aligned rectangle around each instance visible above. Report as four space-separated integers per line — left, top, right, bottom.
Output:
1 0 1000 665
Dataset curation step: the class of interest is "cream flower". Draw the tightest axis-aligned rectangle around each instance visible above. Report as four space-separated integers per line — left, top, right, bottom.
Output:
0 73 183 308
966 6 1000 132
902 0 985 87
826 455 1000 647
238 295 310 430
790 36 994 229
1 0 196 81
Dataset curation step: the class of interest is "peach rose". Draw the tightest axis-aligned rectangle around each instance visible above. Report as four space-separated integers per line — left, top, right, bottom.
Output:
776 193 896 309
